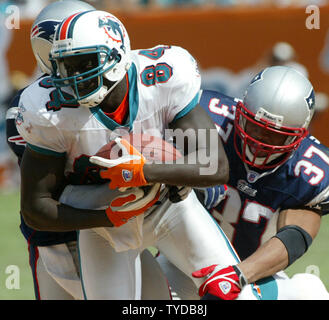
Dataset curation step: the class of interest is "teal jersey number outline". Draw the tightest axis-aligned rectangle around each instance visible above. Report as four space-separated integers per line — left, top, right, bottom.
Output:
139 46 173 87
39 77 80 112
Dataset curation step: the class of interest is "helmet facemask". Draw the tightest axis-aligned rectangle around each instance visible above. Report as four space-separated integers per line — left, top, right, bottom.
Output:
234 101 308 169
49 10 132 108
50 45 125 108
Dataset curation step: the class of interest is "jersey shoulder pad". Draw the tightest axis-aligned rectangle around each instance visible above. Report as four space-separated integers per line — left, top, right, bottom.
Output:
131 45 201 123
285 136 329 213
199 90 238 129
132 45 200 90
15 77 68 155
6 88 27 160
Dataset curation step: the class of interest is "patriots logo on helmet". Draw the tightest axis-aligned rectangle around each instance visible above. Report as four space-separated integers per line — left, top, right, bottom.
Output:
305 89 315 110
31 20 60 43
250 69 265 85
99 16 126 50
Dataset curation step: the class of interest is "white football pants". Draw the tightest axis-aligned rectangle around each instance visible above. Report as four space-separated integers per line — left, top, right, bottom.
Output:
156 247 329 300
60 184 240 300
31 242 170 300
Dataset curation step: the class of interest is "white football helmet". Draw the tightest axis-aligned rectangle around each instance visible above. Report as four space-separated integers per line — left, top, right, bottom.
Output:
234 66 315 169
30 0 95 74
50 10 132 108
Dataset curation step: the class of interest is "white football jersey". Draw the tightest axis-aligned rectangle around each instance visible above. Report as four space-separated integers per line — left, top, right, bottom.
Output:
16 45 201 181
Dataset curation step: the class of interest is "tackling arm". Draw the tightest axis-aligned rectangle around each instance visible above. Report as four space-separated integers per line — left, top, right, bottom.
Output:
236 208 321 283
193 207 321 300
20 146 113 231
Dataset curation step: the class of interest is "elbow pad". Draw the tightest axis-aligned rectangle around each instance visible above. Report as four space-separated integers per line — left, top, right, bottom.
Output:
274 225 313 267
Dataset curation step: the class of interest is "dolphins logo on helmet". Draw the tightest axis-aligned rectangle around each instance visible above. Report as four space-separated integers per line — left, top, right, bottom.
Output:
99 16 126 50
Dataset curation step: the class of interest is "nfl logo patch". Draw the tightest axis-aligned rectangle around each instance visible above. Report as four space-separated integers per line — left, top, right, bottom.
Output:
246 170 260 183
219 281 231 295
122 169 133 182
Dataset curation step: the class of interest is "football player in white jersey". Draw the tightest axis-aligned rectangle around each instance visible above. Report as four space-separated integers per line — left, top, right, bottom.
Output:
6 0 95 300
16 10 240 299
9 1 171 300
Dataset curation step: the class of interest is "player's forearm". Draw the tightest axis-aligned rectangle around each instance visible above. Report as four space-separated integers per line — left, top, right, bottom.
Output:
21 197 113 231
237 237 289 283
143 150 229 187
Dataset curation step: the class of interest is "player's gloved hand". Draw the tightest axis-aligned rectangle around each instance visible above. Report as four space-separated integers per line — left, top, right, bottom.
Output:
168 185 192 203
106 183 161 227
195 185 228 210
192 264 247 300
90 137 148 189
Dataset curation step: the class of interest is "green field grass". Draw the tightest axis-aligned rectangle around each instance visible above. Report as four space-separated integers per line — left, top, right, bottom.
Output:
0 190 34 300
0 190 328 300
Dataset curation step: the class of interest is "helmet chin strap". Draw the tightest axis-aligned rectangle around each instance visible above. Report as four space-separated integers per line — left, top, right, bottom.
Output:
245 144 279 166
78 85 108 108
244 143 296 169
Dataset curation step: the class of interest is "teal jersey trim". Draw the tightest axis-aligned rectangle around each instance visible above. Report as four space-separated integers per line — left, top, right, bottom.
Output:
210 209 279 300
77 230 88 300
27 143 66 157
127 63 139 128
252 276 278 300
89 63 139 131
208 214 241 264
171 92 200 123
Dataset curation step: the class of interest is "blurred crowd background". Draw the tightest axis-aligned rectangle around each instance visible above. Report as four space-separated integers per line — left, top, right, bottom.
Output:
2 0 329 16
1 0 329 191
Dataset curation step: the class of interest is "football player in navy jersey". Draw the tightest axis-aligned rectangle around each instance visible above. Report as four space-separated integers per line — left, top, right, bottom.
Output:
190 66 329 300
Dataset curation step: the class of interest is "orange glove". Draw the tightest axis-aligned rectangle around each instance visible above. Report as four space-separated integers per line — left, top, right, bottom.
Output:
90 138 148 189
106 184 161 227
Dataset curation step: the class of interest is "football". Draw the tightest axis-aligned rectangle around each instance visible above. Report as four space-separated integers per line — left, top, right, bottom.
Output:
95 133 182 162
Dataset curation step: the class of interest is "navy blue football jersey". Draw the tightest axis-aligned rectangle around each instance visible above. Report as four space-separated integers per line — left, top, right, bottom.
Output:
6 86 77 246
199 90 329 260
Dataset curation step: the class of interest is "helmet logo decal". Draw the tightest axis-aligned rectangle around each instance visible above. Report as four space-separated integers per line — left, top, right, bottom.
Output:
99 16 125 49
31 20 60 43
305 89 315 110
250 69 265 85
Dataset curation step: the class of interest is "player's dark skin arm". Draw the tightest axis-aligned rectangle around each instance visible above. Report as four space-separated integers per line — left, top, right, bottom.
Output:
237 208 321 283
20 147 113 231
143 104 229 187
